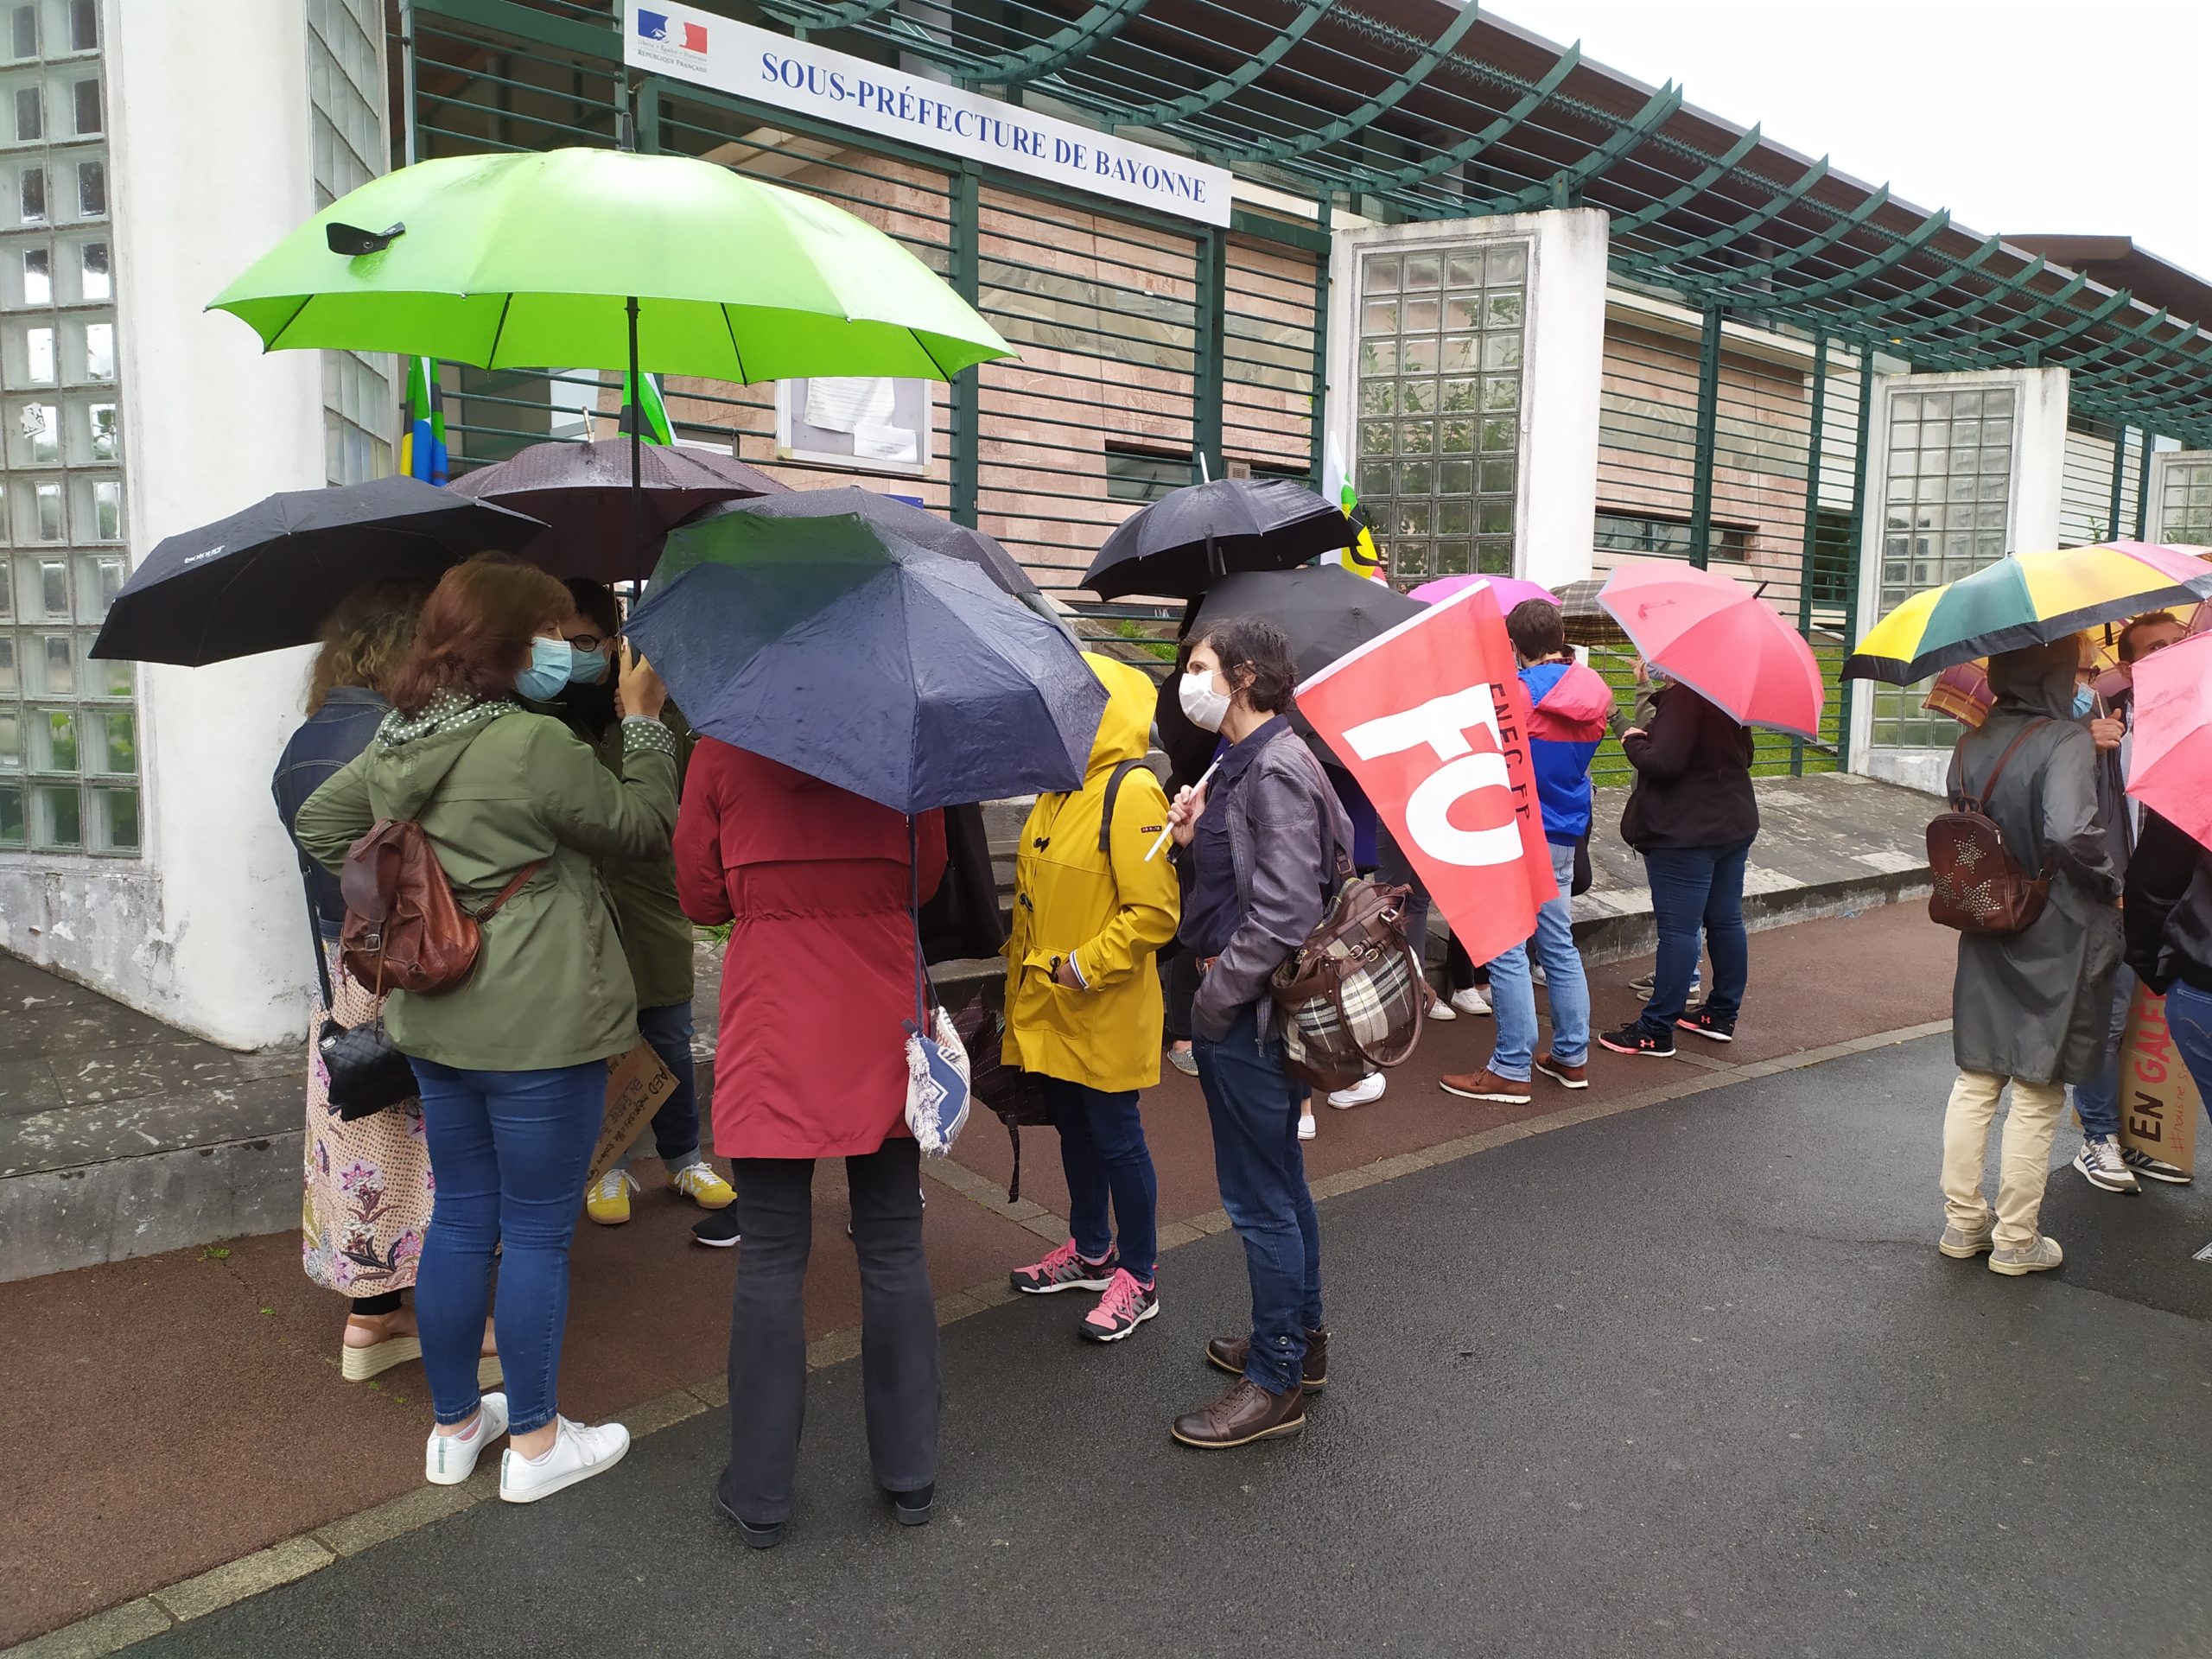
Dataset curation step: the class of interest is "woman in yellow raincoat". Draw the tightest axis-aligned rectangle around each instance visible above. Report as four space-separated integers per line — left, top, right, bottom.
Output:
1003 652 1182 1342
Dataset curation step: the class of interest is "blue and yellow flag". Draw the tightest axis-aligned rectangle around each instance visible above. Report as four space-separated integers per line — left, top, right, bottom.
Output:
398 356 448 484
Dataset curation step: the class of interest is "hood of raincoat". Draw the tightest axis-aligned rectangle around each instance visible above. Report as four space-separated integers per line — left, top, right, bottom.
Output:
365 703 516 819
999 652 1182 1091
1084 651 1156 778
1986 638 2081 720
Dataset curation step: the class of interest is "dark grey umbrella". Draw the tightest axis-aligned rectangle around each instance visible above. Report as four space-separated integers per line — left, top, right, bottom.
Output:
1083 477 1351 601
1188 565 1423 684
628 511 1104 813
88 475 545 666
449 437 787 582
701 486 1039 600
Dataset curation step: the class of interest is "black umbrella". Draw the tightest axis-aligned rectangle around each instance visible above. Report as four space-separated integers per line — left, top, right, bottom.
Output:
700 486 1039 600
88 476 545 666
629 511 1104 813
1083 477 1351 601
448 437 788 583
1187 565 1423 685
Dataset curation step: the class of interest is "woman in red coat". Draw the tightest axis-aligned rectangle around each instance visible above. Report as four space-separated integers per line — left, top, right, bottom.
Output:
673 736 947 1549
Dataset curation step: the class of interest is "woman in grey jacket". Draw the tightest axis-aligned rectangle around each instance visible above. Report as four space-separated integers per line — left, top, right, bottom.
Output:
1939 637 2120 1276
1164 618 1352 1449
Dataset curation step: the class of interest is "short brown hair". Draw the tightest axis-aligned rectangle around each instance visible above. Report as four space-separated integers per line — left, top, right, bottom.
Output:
388 556 571 716
1186 617 1299 715
307 579 430 713
2118 611 2182 663
1504 598 1566 661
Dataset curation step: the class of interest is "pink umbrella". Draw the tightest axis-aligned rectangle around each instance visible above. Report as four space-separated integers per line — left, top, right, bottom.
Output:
2126 628 2212 849
1408 574 1555 612
1597 560 1825 740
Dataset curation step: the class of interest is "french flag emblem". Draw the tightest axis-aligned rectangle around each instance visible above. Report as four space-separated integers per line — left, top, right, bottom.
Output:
638 10 708 51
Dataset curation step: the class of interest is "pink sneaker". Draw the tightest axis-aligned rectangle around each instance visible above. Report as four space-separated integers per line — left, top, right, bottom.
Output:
1079 1268 1159 1343
1010 1239 1118 1295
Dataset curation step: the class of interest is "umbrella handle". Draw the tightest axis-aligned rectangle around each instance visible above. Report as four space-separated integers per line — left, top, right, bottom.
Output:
1145 759 1218 862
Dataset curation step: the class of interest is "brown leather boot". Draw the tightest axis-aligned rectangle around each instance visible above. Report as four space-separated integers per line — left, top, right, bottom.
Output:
1172 1376 1306 1448
1205 1325 1328 1389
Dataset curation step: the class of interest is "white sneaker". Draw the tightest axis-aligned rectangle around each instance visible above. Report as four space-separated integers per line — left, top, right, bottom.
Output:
499 1416 631 1504
425 1391 508 1486
1449 988 1491 1017
1297 1109 1317 1141
2073 1134 2139 1194
1426 989 1457 1022
1328 1073 1386 1109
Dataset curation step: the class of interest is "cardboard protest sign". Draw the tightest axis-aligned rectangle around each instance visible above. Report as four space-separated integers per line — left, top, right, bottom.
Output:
2116 982 2198 1177
1299 581 1555 969
587 1039 682 1188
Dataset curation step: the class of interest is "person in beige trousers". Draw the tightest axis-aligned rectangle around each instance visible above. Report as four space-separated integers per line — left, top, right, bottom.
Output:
1937 639 2122 1275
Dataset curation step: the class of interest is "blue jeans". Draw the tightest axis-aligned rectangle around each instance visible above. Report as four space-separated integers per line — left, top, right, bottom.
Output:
2069 963 2135 1139
617 1001 701 1171
1485 841 1591 1077
2158 980 2212 1136
408 1058 605 1433
1640 841 1751 1035
1043 1077 1159 1282
1192 1005 1322 1394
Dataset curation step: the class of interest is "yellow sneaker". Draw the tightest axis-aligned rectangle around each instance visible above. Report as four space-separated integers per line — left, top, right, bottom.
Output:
586 1169 636 1226
668 1160 736 1211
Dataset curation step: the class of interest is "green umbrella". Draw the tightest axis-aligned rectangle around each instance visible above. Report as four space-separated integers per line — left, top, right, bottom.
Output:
207 147 1014 577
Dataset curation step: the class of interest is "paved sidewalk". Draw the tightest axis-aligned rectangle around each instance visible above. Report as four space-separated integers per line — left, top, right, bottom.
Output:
4 903 1954 1650
106 1034 2212 1659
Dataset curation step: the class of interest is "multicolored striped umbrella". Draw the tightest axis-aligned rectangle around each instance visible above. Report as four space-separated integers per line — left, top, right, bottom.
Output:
1844 542 2212 684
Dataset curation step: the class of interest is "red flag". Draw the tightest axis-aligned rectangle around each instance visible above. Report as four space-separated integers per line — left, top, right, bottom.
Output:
1299 582 1557 969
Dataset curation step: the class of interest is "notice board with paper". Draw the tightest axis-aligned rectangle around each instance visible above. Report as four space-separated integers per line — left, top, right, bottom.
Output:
775 376 931 475
2115 982 2199 1177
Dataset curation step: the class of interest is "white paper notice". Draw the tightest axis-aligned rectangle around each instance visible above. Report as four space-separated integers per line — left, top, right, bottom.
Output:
804 377 897 434
853 423 920 463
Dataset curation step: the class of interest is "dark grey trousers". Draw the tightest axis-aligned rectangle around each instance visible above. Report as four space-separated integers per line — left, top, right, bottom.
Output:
718 1139 941 1524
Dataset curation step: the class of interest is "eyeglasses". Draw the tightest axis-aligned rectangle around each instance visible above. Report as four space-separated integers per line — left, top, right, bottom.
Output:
565 632 606 652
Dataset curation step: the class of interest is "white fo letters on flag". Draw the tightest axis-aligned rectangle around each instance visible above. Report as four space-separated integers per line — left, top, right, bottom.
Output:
1342 683 1522 868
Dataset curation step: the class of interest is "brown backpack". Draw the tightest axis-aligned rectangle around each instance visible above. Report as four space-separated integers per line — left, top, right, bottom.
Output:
1927 718 2055 936
337 737 540 996
1269 849 1425 1091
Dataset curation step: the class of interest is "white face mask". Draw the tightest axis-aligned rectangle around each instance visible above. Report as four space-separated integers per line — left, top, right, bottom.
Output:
1179 667 1232 734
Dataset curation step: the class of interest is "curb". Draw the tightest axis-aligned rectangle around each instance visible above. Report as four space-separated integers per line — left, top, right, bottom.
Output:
3 1015 1950 1658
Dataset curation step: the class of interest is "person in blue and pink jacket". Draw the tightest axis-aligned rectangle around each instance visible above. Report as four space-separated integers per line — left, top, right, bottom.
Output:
1442 598 1613 1104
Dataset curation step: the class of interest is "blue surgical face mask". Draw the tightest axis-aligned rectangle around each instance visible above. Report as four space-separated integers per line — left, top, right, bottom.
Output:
2071 683 2095 719
515 637 574 702
568 645 610 687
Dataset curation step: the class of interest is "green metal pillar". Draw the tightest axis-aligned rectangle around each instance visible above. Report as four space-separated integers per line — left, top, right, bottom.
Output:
1307 196 1332 488
950 165 982 529
1839 343 1878 771
2108 426 2132 543
2136 429 2157 539
1790 329 1829 775
1193 226 1226 482
1687 305 1723 569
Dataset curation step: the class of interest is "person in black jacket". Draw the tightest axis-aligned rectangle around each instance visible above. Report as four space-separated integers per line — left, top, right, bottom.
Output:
1599 682 1758 1058
2122 804 2212 1173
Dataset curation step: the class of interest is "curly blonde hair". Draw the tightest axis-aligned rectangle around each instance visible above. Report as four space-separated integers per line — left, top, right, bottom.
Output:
307 580 433 713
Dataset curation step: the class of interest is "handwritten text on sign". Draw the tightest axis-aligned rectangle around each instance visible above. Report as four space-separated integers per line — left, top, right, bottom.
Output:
624 3 1234 227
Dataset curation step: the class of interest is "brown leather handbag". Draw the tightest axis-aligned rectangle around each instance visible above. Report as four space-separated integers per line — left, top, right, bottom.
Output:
1927 719 2055 936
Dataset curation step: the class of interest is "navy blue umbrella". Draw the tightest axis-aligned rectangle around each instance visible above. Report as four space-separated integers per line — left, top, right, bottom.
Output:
627 512 1105 813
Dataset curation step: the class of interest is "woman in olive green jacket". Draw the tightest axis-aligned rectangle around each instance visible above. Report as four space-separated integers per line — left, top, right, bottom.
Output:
296 556 677 1506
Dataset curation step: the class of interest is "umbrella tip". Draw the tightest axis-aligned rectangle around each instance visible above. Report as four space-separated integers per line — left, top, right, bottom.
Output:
327 220 404 257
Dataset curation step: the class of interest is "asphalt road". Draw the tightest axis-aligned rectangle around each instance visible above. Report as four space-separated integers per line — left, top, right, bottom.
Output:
132 1034 2212 1659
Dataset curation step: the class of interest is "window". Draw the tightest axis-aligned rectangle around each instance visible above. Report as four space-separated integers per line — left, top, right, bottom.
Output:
1104 444 1191 505
12 83 36 141
9 6 32 60
86 399 111 457
2156 455 2212 547
91 476 116 538
22 321 48 382
73 158 98 216
1868 383 2018 747
69 77 94 136
68 1 94 53
307 0 394 486
82 319 108 379
32 478 55 537
21 243 45 302
1352 239 1527 582
1595 511 1751 563
16 162 38 222
78 238 103 299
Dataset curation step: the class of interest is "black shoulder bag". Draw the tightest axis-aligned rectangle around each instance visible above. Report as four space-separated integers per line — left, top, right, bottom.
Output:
301 856 418 1119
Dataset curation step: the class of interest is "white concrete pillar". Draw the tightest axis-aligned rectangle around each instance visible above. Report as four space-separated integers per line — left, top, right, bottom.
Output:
1325 207 1608 594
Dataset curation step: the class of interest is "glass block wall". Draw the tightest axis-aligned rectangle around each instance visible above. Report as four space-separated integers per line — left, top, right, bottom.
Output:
1352 240 1527 583
1866 384 2018 748
307 0 391 486
2155 453 2212 547
0 0 131 854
